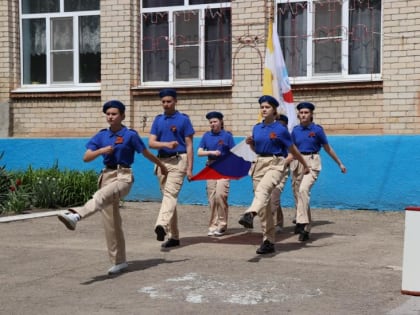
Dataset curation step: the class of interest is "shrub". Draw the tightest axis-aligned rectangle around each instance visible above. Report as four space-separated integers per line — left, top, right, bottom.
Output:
0 155 98 213
0 178 31 214
11 163 98 209
0 152 10 205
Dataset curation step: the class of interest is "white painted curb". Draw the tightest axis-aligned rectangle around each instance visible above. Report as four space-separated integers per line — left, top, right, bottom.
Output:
0 210 65 223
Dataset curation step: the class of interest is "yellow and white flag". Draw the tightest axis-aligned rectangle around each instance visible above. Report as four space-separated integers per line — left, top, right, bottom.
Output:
262 21 297 132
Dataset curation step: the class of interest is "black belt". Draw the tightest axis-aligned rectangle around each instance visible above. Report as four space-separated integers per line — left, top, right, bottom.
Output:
301 152 319 155
106 164 131 170
157 152 186 158
258 153 284 157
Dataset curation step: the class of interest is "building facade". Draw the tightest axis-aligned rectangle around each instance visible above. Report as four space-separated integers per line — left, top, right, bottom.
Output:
1 0 419 138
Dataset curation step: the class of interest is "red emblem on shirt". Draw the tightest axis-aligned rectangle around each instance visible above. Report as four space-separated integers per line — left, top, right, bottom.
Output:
115 136 124 144
217 140 224 145
269 132 277 139
170 125 177 133
309 132 316 138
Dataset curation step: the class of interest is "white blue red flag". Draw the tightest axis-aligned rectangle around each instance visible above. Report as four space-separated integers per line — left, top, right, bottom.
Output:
190 139 256 180
262 21 297 132
191 21 296 181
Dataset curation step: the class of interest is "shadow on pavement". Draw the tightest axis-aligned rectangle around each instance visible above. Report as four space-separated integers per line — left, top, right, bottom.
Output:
80 258 189 285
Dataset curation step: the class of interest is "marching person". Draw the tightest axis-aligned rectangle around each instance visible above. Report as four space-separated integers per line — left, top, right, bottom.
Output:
291 101 347 242
57 100 167 275
270 114 292 232
149 89 195 249
197 111 235 236
238 95 309 254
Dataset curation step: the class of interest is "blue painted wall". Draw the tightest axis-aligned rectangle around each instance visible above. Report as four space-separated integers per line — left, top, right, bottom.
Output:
1 135 418 211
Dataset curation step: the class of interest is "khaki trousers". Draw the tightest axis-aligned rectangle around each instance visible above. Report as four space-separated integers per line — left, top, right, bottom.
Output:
245 156 288 243
291 154 321 232
206 178 230 231
155 154 187 240
270 167 289 227
72 167 133 265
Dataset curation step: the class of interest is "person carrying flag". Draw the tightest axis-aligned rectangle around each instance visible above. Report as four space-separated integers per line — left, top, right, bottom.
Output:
197 111 235 237
238 95 309 255
291 102 347 242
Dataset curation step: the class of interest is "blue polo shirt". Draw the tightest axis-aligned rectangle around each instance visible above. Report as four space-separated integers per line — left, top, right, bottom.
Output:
198 129 235 160
86 125 146 166
292 123 328 153
150 111 195 154
252 121 292 157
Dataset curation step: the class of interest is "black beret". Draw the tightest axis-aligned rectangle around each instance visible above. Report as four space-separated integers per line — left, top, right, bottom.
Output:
296 102 315 111
277 114 288 124
205 111 224 120
159 88 177 98
102 100 125 113
258 95 279 108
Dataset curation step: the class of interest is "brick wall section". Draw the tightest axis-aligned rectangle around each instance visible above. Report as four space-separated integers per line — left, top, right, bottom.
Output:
100 0 137 128
12 98 102 137
0 1 19 137
380 0 420 134
133 93 234 138
0 1 11 102
229 0 269 135
5 0 420 137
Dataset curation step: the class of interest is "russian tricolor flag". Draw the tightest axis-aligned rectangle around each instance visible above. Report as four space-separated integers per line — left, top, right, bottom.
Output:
190 139 256 181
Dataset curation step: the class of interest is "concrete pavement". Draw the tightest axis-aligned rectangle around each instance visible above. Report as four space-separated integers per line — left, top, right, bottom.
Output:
0 202 419 315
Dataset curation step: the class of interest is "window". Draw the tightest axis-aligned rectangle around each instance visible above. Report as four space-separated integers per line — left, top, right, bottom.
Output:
277 0 382 83
141 0 232 86
20 0 100 88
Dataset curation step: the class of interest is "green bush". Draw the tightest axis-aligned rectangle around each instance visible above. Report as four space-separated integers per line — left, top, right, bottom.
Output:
0 178 31 214
0 155 98 214
0 152 10 206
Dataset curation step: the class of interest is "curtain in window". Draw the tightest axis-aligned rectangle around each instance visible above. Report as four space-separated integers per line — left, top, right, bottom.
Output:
349 0 381 74
79 15 100 83
142 13 169 81
277 2 307 77
22 19 46 84
205 8 231 80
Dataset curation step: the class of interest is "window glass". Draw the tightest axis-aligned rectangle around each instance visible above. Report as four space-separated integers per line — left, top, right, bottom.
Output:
64 0 100 12
190 0 231 4
278 2 307 77
51 18 73 83
349 0 381 74
313 1 342 74
22 19 46 84
142 0 183 8
277 0 381 81
79 16 101 83
174 11 199 79
22 0 59 14
205 8 231 80
141 2 232 84
142 13 169 81
20 2 100 87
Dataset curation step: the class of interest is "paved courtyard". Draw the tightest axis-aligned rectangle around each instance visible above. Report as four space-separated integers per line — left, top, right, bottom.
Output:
0 202 419 314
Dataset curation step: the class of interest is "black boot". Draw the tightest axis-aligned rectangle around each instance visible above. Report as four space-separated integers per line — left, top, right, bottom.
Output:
256 240 275 254
238 212 255 229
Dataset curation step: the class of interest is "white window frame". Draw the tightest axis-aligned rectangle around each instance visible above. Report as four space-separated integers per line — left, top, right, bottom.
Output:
140 1 232 88
276 0 383 85
17 1 100 92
